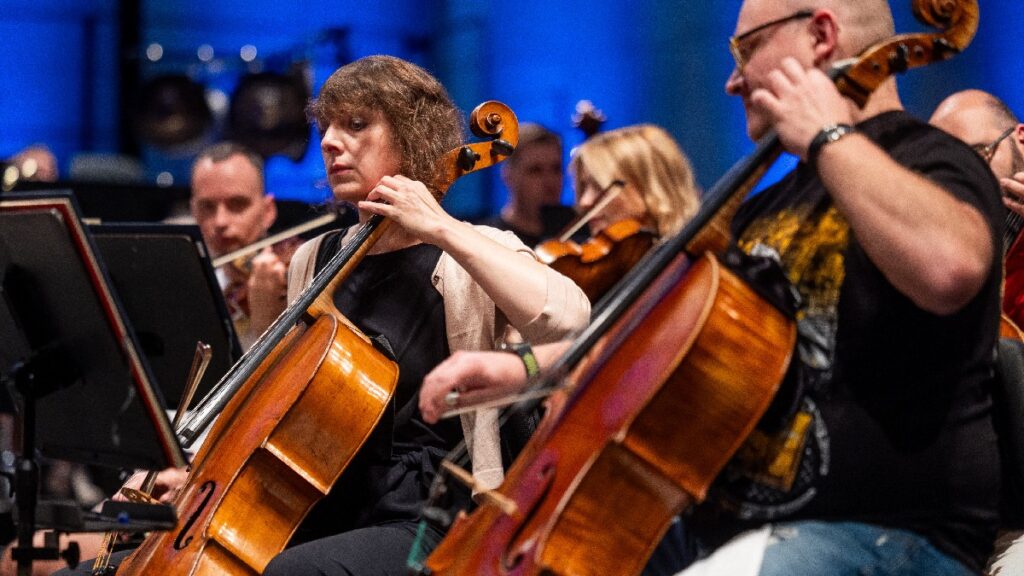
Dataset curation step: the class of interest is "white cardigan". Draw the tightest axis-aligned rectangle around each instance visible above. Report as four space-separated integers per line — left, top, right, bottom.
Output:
286 224 590 490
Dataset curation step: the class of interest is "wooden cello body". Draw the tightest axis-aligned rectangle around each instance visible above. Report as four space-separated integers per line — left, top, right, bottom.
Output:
116 101 519 576
423 1 979 574
426 253 794 575
118 316 397 575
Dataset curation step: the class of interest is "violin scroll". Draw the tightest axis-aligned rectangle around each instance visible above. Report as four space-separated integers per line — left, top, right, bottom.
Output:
572 100 607 140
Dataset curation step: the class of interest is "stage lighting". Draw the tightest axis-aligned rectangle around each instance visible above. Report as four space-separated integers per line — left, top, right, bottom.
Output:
228 71 310 161
134 74 213 149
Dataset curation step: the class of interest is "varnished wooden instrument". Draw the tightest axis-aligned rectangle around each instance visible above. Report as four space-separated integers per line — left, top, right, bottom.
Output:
91 343 211 575
1001 314 1023 341
116 101 518 576
422 1 979 574
1001 205 1024 329
536 102 652 303
535 218 656 302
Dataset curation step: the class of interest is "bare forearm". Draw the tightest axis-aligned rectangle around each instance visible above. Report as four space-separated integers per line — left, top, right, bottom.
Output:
419 340 573 423
817 135 993 314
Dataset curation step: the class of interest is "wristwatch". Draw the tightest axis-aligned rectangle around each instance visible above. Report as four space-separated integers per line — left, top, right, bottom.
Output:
499 341 540 379
807 123 856 168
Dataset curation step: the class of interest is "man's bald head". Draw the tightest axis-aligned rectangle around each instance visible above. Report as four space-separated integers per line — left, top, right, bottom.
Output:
933 89 1019 133
767 0 895 58
931 89 1024 181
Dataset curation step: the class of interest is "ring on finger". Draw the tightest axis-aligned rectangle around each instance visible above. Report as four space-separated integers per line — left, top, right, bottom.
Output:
444 390 460 407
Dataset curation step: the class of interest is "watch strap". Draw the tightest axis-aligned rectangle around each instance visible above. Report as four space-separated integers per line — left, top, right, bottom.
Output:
807 123 856 168
500 341 540 379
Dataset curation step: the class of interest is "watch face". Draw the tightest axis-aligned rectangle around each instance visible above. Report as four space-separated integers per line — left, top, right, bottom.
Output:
827 125 853 142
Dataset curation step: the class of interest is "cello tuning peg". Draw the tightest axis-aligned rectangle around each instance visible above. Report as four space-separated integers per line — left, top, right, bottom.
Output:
456 146 480 171
491 139 515 157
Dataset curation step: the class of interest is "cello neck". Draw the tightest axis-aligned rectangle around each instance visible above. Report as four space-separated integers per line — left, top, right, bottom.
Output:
178 101 521 447
178 215 389 447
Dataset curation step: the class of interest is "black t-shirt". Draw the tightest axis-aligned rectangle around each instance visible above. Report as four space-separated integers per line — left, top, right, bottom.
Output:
696 111 1003 572
295 231 468 540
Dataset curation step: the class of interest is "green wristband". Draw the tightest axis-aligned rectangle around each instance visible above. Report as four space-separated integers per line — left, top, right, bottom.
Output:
500 341 540 379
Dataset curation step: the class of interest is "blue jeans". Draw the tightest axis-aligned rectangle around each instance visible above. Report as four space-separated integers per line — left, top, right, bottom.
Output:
754 521 973 576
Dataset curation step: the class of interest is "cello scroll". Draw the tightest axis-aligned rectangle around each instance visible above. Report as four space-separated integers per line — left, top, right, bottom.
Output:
433 101 518 195
836 0 978 106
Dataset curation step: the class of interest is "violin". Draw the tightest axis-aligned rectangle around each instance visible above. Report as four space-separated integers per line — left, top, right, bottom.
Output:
535 218 656 302
421 2 979 575
114 101 519 576
535 178 657 303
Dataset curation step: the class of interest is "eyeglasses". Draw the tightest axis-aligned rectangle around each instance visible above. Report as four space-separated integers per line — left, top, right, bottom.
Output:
971 127 1015 164
729 10 815 72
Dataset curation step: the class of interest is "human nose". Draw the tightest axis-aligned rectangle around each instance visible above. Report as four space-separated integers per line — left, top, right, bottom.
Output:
320 125 343 154
577 186 596 212
546 173 563 191
212 203 232 229
725 66 744 96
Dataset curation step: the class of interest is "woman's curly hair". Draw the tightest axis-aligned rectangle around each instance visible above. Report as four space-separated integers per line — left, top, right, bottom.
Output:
308 55 465 192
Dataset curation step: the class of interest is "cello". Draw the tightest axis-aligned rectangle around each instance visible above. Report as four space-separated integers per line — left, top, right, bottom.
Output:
1000 191 1024 333
114 101 519 576
421 1 979 574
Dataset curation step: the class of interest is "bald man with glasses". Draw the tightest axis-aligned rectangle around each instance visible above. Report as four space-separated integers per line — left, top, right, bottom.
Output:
931 89 1024 331
931 90 1024 217
658 1 1004 575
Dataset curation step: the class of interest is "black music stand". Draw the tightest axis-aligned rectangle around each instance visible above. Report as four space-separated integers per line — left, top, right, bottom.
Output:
89 223 241 409
13 179 190 223
0 191 185 575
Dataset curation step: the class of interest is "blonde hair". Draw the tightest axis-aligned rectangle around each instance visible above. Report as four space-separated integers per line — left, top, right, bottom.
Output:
569 124 700 237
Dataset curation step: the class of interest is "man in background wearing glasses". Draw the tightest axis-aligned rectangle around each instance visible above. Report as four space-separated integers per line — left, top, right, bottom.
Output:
931 89 1024 329
668 1 1002 575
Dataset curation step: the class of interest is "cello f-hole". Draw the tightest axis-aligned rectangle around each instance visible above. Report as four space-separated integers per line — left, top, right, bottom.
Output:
501 461 557 572
173 480 215 550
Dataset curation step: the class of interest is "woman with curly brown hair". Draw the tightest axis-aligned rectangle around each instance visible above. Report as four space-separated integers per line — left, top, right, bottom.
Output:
53 55 589 576
265 54 591 575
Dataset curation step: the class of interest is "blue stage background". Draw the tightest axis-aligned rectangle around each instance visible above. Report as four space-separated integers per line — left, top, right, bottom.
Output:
0 0 1020 217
